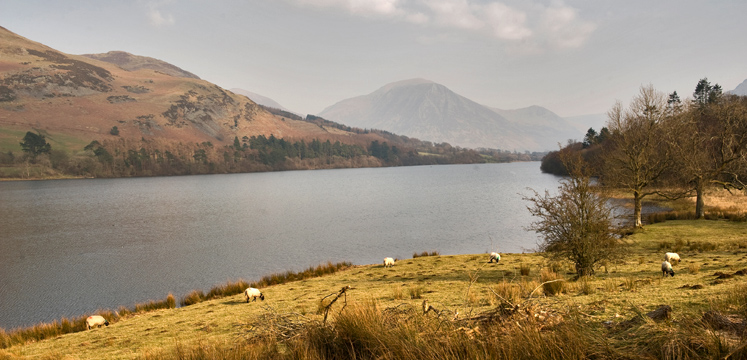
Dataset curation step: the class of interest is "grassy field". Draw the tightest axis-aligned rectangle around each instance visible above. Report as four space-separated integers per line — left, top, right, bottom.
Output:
2 220 747 359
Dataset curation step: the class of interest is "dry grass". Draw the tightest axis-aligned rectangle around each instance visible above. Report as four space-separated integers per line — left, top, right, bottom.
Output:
4 220 747 359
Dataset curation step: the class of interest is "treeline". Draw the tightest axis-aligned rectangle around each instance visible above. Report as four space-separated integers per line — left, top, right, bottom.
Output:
1 132 497 179
541 78 747 226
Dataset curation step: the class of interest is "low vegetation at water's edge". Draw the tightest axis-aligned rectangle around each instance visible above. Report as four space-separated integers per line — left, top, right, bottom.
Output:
2 220 747 359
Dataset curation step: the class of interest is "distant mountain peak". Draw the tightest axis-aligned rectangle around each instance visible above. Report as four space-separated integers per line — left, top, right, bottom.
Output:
319 79 582 151
729 79 747 96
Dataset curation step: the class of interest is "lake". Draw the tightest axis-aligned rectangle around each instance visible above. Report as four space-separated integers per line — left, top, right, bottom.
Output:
0 162 560 329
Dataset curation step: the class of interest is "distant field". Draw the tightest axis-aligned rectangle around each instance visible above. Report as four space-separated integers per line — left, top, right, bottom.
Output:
0 126 92 154
3 220 747 359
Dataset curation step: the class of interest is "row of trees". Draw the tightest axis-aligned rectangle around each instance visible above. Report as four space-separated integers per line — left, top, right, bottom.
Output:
542 78 747 227
2 131 499 179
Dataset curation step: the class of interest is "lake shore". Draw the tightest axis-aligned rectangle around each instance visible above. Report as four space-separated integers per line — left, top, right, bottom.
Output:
4 219 747 359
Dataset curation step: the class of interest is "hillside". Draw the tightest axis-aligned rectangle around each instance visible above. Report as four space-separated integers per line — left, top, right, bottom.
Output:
81 51 201 79
491 105 581 150
3 220 747 359
0 26 380 153
230 88 292 113
318 79 581 151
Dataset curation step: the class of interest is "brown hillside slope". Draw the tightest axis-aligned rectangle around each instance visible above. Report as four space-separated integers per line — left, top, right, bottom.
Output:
0 26 374 150
82 51 201 79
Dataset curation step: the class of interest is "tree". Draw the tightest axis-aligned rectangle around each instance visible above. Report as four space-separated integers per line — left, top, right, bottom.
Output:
110 126 119 136
20 131 51 161
693 78 722 107
669 93 747 218
601 85 674 227
525 151 618 277
582 128 598 148
667 91 683 116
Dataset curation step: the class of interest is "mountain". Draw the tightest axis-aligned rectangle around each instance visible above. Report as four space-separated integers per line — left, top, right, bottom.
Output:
82 51 200 79
318 79 580 151
229 88 293 113
563 113 608 135
491 106 582 150
0 26 354 149
729 79 747 96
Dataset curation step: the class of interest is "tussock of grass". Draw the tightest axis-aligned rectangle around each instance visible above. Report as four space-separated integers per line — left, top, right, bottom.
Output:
519 264 531 276
412 250 440 258
540 269 564 296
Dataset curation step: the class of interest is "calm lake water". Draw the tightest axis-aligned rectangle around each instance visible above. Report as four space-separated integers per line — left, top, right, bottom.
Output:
0 162 560 329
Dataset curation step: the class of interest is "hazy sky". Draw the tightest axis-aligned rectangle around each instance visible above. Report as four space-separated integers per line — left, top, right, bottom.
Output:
2 0 745 117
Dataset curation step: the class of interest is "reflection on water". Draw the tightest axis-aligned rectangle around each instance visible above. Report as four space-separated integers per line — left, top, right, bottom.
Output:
0 162 560 329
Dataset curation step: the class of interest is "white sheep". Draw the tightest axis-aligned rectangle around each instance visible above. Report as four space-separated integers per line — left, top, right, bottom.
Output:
86 315 109 330
383 257 395 268
488 252 501 263
661 260 675 277
244 287 265 302
664 252 680 265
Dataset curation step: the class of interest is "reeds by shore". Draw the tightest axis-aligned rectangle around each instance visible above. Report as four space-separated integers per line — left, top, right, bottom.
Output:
1 261 352 349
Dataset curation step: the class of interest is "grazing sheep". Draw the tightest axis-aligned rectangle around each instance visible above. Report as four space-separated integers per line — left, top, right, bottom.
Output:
664 252 680 265
384 257 395 268
488 252 501 263
86 315 109 330
662 260 675 277
244 287 265 302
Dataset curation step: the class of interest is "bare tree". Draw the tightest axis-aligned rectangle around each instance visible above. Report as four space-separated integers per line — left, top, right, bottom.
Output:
669 94 747 218
602 85 674 227
524 151 618 277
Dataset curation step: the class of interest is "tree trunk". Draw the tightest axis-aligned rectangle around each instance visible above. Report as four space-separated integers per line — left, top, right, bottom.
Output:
695 181 705 219
633 190 643 228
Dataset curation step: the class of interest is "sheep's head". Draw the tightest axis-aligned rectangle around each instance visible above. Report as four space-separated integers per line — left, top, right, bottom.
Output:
104 320 110 326
260 293 265 301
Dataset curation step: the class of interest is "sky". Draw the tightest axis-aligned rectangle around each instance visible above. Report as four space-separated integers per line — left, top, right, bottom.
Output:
1 0 746 117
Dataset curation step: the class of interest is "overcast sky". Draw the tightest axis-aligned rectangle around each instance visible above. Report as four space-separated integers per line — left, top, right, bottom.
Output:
2 0 745 117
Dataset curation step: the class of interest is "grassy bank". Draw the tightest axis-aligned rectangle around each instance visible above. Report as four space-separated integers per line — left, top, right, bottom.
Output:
2 220 747 359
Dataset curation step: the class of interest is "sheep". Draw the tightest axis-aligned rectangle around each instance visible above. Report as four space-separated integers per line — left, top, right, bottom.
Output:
664 252 680 265
86 315 109 330
383 257 395 268
662 260 675 277
244 287 265 302
488 252 501 263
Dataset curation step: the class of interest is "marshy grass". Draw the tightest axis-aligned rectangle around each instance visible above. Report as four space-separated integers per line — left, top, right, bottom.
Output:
6 220 747 359
2 261 352 349
147 301 747 360
412 250 440 258
0 294 176 349
180 261 353 306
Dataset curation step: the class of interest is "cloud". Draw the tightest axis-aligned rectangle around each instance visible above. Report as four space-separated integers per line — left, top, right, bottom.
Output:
291 0 595 50
539 2 596 49
142 0 176 27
